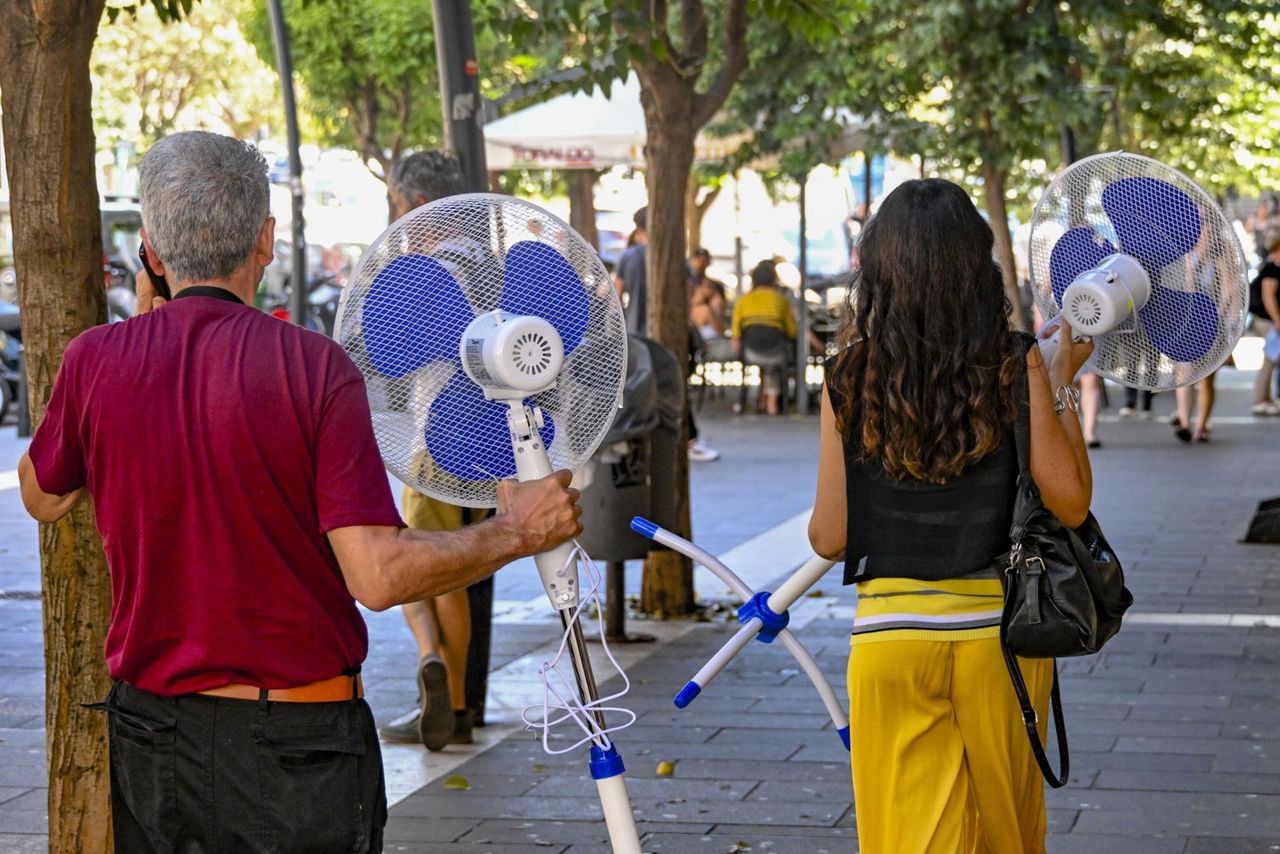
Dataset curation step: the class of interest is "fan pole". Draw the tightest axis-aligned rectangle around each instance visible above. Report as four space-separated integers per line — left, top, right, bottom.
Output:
505 400 642 852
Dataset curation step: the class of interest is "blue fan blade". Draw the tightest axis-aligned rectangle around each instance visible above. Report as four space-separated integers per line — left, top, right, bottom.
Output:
425 373 556 481
1138 282 1219 363
500 241 589 353
1101 177 1201 268
1049 228 1116 305
362 255 474 378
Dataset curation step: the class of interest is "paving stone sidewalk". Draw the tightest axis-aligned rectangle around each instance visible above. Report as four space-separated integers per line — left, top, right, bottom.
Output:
383 375 1280 853
2 375 1279 853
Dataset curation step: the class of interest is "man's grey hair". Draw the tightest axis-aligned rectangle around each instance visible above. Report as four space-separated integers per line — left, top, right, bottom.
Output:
139 131 270 284
390 150 466 206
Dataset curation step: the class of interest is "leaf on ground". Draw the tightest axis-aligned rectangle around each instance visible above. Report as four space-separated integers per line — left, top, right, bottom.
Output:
655 759 676 776
531 762 550 773
442 775 470 791
807 589 824 597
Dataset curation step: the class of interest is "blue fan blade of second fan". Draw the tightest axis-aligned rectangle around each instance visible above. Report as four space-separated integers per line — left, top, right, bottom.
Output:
1102 177 1219 362
425 372 557 481
1049 227 1116 305
1101 177 1201 268
500 241 590 354
362 255 476 378
1138 281 1219 363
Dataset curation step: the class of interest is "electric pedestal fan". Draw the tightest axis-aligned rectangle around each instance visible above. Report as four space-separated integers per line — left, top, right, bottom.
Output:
632 151 1250 748
334 195 640 853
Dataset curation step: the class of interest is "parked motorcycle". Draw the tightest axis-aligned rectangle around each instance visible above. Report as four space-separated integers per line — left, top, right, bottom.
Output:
0 301 21 424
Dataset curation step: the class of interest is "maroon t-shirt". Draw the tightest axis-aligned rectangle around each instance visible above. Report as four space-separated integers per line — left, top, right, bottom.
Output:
27 288 404 695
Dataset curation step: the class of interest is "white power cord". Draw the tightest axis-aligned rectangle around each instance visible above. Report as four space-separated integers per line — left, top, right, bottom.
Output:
520 543 637 755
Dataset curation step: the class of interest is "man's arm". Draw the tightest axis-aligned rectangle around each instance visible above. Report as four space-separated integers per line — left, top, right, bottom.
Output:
18 453 85 523
329 471 582 611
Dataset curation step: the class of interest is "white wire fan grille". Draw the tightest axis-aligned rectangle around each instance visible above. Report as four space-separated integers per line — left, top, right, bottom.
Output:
335 194 627 507
1028 152 1248 390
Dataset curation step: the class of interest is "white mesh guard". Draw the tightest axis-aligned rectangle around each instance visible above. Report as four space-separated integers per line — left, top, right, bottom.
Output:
1028 152 1249 390
335 194 627 507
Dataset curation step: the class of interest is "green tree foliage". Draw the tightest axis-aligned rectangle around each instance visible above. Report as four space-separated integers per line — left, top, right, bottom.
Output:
243 0 442 181
93 0 281 150
493 0 838 614
1063 1 1280 196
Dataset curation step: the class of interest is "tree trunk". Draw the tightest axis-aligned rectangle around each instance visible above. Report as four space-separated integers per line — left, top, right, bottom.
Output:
638 89 698 617
684 177 721 255
567 170 599 250
0 1 114 851
981 162 1028 331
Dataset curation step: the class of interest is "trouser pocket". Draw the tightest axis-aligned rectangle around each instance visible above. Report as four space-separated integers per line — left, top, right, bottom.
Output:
92 684 180 852
252 709 369 853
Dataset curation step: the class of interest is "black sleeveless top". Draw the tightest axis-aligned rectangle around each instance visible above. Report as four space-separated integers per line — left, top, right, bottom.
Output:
823 351 1019 585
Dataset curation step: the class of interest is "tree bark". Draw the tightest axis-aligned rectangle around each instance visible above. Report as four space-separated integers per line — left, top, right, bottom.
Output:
567 170 599 251
0 1 114 850
637 82 698 616
684 176 721 254
981 162 1028 331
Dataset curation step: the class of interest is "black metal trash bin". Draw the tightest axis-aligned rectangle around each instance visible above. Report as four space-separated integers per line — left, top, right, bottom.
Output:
577 337 683 640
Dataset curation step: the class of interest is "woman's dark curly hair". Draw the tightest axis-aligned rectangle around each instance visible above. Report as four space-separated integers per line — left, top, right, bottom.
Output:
831 178 1021 483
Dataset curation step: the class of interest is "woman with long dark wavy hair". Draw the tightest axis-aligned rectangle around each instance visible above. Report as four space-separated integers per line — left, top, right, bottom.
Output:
808 179 1094 853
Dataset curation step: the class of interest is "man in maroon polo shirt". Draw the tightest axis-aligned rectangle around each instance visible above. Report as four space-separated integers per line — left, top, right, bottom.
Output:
17 131 581 853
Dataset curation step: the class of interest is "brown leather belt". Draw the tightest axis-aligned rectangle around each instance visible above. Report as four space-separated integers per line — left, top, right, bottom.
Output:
198 674 363 703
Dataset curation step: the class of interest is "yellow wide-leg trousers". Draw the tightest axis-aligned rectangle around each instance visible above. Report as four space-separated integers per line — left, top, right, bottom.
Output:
847 636 1054 854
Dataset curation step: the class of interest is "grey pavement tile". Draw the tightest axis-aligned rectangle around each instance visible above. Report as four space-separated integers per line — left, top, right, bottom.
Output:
638 831 854 853
0 786 33 806
459 819 710 846
641 758 851 784
636 710 832 731
626 797 845 827
380 816 478 844
704 727 825 750
0 809 47 834
1182 839 1280 853
0 834 46 854
412 772 541 798
1114 735 1273 759
747 780 859 803
1067 791 1280 838
618 724 722 745
1094 769 1280 795
394 793 604 822
630 740 802 762
1066 718 1222 739
527 775 758 802
1046 834 1187 854
1067 750 1214 773
385 843 566 854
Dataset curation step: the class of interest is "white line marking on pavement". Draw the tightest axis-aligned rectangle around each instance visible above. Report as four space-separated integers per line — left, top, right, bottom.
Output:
381 603 699 807
0 469 18 492
1125 612 1280 628
697 509 812 601
381 507 829 805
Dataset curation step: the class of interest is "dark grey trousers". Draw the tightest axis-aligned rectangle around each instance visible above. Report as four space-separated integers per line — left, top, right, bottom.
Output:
95 680 386 853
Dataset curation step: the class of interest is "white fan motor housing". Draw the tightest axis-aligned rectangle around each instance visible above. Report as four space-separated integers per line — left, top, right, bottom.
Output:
1060 253 1152 337
461 310 565 397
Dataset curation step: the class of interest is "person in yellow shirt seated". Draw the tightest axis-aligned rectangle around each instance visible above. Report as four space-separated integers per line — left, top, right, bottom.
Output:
732 260 798 414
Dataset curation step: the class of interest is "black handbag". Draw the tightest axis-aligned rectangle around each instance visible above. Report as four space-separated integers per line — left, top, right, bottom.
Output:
994 359 1133 787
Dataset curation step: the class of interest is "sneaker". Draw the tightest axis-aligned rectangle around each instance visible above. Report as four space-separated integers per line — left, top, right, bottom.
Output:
415 654 453 751
1118 406 1137 418
379 710 424 744
687 438 721 462
1139 409 1154 421
1251 401 1280 416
